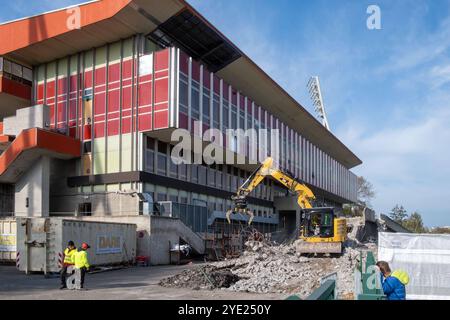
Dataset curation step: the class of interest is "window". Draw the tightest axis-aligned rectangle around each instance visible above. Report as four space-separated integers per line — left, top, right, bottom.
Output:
191 164 198 183
145 137 155 173
216 170 222 188
202 88 210 124
191 81 200 120
179 164 187 180
78 203 92 216
157 193 167 202
169 145 178 178
180 197 188 204
231 105 237 130
213 94 220 128
83 141 91 153
157 141 167 175
199 165 207 185
208 167 215 187
223 99 229 128
239 109 245 129
179 73 188 114
169 195 178 203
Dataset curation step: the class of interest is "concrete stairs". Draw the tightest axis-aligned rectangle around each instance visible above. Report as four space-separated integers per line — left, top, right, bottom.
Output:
149 215 205 258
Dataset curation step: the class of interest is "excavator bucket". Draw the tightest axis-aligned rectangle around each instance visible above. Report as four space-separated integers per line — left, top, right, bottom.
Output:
226 209 254 225
296 240 342 254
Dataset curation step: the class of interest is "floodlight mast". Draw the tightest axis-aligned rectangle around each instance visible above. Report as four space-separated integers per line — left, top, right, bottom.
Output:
307 76 330 131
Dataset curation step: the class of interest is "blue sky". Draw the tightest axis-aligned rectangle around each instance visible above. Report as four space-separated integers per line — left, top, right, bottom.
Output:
1 0 450 226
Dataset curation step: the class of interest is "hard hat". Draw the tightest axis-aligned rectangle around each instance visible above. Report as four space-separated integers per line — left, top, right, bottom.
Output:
81 242 90 249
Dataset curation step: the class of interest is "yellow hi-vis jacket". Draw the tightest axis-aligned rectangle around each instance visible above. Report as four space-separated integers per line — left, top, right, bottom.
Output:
63 248 77 265
74 250 90 269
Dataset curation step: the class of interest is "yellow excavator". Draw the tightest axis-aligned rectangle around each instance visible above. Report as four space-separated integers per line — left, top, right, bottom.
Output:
226 157 348 254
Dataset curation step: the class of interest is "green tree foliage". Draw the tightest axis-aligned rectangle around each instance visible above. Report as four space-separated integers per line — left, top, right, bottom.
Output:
430 227 450 234
389 204 408 224
403 212 427 233
357 176 375 207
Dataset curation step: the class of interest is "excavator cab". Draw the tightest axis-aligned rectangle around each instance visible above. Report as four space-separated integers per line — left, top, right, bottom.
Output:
301 208 335 238
298 207 347 254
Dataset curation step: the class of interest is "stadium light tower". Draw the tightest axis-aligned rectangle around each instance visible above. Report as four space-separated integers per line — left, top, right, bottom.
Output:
307 76 330 131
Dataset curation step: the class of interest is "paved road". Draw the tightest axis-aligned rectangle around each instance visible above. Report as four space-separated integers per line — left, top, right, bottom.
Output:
0 264 284 300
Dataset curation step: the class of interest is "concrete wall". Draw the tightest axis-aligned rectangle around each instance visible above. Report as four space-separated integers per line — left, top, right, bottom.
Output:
149 215 205 265
3 105 50 136
50 191 141 216
15 156 50 217
274 196 302 232
69 215 205 266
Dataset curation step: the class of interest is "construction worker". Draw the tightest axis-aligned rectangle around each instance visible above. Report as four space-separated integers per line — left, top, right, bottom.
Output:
60 241 77 289
376 261 409 300
74 242 90 290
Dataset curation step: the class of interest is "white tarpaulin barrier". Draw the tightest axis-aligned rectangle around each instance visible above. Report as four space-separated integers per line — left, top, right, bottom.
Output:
378 232 450 300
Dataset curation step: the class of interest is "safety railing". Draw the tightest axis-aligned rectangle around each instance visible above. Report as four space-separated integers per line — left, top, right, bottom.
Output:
286 273 337 300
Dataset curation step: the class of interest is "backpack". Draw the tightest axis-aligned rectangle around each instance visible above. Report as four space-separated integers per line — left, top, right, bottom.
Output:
392 270 409 285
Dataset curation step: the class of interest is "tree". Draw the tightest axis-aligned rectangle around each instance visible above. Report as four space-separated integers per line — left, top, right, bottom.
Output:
430 227 450 234
403 212 427 233
357 176 375 207
389 205 408 224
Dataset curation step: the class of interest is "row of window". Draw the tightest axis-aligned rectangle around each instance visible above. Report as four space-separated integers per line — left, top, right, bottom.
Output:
178 57 358 202
145 138 273 201
142 188 274 218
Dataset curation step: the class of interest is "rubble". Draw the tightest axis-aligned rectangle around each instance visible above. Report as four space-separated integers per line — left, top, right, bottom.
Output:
159 218 377 299
160 265 241 290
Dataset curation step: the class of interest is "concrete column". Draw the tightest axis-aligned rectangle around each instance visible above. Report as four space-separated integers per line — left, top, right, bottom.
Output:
14 156 50 217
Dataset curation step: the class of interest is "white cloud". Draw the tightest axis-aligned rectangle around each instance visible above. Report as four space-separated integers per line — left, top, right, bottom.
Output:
185 0 450 226
336 105 450 226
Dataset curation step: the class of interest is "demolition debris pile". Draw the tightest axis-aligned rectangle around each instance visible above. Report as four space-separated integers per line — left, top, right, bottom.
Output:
160 232 374 299
159 265 240 290
222 240 360 298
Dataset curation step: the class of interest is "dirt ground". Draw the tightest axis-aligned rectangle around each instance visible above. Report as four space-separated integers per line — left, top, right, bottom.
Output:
0 264 286 300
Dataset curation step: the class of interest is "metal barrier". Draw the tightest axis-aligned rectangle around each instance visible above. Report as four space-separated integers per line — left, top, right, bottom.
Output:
356 251 386 300
286 274 337 300
306 280 336 300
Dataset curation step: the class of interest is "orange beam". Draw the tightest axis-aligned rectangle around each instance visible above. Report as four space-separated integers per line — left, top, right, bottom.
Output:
0 128 80 176
0 0 132 55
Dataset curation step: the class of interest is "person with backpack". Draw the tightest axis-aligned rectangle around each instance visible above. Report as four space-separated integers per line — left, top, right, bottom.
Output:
376 261 409 300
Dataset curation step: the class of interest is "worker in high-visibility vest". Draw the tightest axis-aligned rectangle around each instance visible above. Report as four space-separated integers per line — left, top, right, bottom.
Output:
74 242 90 290
60 241 77 289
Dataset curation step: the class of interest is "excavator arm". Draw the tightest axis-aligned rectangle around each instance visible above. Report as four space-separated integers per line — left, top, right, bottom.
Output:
226 157 316 225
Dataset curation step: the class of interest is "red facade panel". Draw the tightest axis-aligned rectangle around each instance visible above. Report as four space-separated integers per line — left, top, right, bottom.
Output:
191 60 200 82
0 77 31 101
179 113 188 129
155 50 169 71
154 78 168 104
154 110 168 129
203 69 210 88
34 48 171 142
37 83 44 103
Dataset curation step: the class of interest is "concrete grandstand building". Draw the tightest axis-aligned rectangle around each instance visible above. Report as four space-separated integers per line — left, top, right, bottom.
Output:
0 0 362 260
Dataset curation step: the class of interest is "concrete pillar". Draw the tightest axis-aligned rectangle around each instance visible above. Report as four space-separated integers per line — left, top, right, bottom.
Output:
14 156 50 217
